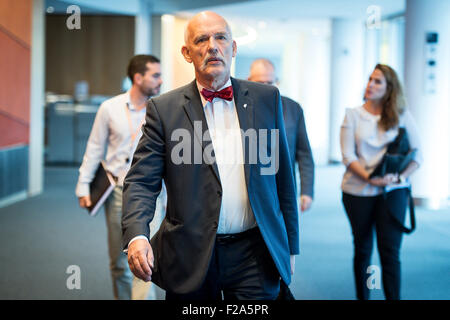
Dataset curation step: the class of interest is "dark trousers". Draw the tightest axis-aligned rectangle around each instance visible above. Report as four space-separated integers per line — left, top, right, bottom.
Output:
342 188 408 300
165 227 280 300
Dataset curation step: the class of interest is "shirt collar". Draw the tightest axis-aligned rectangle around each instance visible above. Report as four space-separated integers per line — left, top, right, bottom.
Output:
125 90 148 112
196 78 232 107
124 90 135 111
359 104 381 121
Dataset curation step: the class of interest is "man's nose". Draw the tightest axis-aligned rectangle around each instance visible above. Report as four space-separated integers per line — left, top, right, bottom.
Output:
207 37 218 52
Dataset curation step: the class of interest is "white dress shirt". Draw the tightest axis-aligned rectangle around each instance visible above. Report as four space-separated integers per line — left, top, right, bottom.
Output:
126 80 257 251
75 91 146 197
197 79 256 234
340 105 423 196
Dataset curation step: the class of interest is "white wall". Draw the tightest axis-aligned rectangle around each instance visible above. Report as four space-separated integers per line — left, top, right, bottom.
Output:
279 23 331 166
404 0 450 207
135 0 153 55
29 0 46 197
328 19 366 162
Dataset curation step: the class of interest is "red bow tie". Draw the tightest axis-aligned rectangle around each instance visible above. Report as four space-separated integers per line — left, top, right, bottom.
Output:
201 86 233 103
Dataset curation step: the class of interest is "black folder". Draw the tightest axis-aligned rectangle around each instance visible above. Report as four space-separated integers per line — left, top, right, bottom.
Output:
88 161 116 216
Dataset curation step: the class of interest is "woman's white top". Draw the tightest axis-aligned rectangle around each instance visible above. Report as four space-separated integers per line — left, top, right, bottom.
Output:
340 105 423 197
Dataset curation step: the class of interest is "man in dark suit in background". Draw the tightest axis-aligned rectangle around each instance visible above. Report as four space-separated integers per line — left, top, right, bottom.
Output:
122 11 299 300
248 59 315 212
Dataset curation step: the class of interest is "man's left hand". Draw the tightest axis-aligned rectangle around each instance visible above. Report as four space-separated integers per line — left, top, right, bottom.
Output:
300 195 313 212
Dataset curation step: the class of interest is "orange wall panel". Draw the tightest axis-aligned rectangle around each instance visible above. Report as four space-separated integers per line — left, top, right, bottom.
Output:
0 0 31 47
0 113 29 147
0 30 30 124
0 0 31 148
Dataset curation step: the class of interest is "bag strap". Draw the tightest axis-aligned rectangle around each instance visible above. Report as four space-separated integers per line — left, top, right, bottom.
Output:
383 187 416 234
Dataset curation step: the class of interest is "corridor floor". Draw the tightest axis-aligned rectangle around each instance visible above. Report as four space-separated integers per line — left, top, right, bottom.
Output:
0 165 449 299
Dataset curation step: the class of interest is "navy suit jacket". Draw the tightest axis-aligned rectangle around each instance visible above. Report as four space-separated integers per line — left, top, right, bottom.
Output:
122 78 299 294
281 96 315 198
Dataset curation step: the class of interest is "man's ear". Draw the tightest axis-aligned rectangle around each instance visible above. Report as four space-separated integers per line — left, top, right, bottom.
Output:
181 46 192 63
232 40 237 58
133 73 143 85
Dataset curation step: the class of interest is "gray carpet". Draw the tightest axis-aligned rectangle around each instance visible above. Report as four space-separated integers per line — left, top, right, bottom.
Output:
0 165 449 299
0 167 114 299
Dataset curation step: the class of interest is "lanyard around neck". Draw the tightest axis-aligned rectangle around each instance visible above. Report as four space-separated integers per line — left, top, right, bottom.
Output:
124 104 145 148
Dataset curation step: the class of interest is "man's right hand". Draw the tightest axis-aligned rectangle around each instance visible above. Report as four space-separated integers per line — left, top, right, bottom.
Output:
78 196 92 208
127 239 154 282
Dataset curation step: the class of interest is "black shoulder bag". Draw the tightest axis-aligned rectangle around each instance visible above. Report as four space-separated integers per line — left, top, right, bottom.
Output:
370 128 417 234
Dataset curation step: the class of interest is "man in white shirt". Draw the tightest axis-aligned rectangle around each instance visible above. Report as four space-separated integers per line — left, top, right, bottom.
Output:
75 55 163 300
122 12 299 300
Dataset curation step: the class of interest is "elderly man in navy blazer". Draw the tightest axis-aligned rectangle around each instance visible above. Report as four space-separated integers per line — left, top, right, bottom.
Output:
248 58 315 212
122 11 299 300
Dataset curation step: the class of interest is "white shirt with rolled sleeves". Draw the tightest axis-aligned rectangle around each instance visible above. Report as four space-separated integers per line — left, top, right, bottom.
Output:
75 91 146 198
126 79 256 251
340 105 423 197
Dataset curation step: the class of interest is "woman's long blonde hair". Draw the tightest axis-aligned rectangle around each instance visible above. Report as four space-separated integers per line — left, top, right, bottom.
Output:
375 64 406 131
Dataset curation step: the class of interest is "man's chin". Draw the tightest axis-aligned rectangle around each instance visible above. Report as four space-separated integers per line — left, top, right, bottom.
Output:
202 66 228 79
143 88 159 97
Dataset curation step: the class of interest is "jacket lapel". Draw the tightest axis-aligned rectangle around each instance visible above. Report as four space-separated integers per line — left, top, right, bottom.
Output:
182 81 221 185
231 78 254 187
